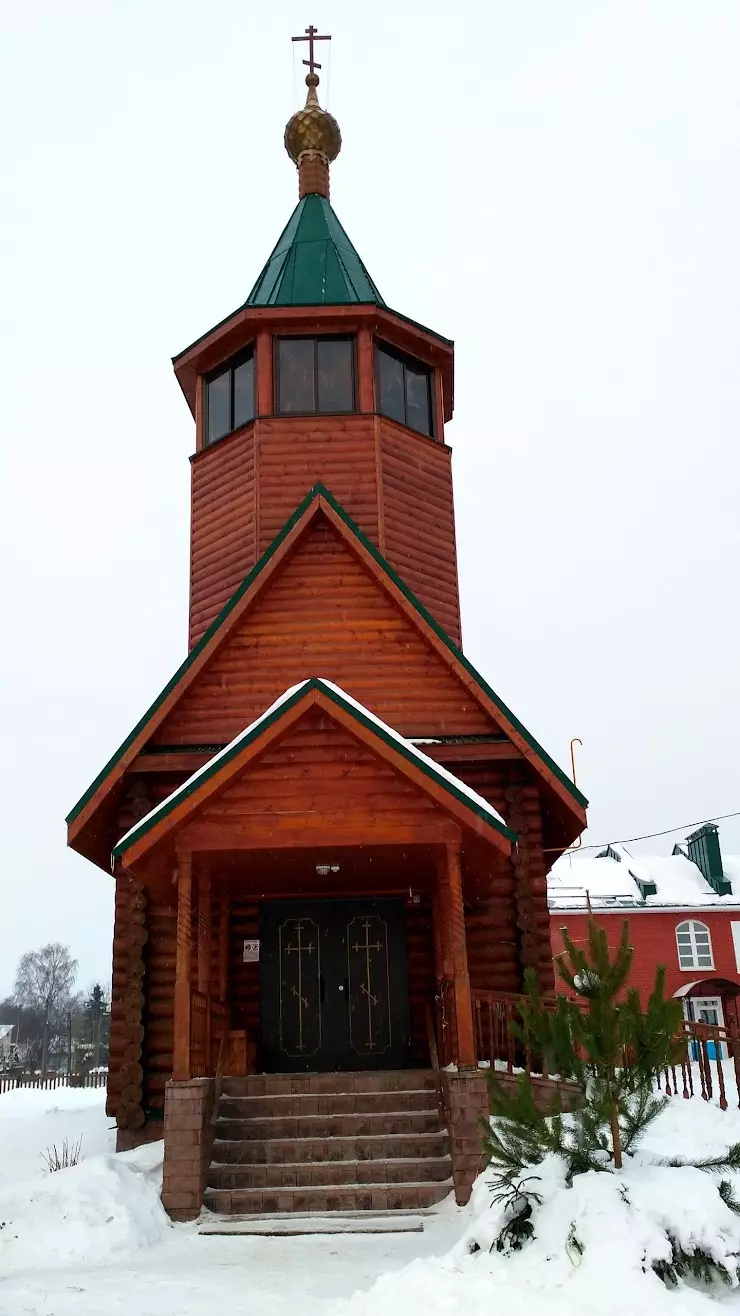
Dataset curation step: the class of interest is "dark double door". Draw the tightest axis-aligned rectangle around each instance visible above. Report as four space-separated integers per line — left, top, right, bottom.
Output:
260 899 411 1072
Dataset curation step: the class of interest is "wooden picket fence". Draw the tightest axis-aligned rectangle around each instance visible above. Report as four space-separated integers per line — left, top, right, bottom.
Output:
0 1071 108 1095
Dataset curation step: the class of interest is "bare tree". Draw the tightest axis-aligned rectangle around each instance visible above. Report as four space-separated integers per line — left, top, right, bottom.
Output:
14 944 78 1073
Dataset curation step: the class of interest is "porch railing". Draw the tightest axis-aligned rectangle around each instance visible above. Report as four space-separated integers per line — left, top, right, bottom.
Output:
190 989 209 1078
467 988 740 1110
188 989 229 1080
435 979 457 1068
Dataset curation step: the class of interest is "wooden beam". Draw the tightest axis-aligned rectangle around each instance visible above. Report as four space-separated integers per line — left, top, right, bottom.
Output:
133 753 212 774
180 819 461 853
218 891 230 1005
445 835 476 1067
421 742 521 764
197 870 211 996
173 851 193 1081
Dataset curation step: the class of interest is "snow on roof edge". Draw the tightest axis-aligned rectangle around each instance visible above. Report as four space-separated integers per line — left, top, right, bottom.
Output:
115 678 509 854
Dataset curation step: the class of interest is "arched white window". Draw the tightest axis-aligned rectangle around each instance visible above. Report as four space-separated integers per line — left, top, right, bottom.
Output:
676 920 714 971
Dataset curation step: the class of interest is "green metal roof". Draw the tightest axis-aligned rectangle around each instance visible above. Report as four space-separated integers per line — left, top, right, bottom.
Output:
245 194 385 308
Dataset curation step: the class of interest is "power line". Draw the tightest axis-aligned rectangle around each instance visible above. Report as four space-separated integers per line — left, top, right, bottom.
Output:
542 800 737 852
550 808 740 854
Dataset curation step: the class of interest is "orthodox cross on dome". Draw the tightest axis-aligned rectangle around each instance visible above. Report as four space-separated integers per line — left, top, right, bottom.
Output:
292 24 331 77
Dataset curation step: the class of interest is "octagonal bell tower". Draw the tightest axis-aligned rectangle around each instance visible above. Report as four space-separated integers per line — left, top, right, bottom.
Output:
172 63 460 651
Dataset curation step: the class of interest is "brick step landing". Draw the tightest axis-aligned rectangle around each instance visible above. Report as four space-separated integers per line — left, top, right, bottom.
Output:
222 1070 439 1098
199 1210 427 1236
219 1089 438 1118
205 1069 452 1216
203 1179 451 1215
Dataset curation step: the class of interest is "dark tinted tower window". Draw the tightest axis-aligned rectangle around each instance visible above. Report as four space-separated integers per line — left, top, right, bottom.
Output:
376 348 405 425
375 343 434 438
405 360 431 437
277 339 315 413
233 357 255 430
276 337 355 415
205 348 255 445
207 369 231 444
317 338 354 412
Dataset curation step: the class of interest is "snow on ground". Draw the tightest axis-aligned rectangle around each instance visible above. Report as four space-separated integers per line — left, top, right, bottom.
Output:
3 1084 740 1315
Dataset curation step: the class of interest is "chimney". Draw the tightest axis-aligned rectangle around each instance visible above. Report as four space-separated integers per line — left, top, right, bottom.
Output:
686 823 732 895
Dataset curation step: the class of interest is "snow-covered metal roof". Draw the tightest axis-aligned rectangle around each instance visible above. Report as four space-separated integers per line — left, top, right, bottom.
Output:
548 843 740 912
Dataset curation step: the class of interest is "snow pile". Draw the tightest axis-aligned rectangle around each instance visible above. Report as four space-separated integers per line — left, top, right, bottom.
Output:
0 1086 170 1274
339 1099 740 1316
462 1157 740 1290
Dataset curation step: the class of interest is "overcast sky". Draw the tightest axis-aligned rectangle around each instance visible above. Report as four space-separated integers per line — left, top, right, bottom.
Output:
1 0 738 998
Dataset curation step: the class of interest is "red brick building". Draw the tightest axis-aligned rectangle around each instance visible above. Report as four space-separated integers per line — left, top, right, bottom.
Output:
549 824 740 1032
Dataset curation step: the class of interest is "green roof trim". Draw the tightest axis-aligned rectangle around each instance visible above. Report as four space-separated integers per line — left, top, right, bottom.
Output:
113 678 515 858
245 195 385 308
68 483 587 830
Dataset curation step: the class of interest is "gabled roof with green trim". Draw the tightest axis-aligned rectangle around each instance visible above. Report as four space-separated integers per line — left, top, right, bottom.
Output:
245 194 385 308
67 483 587 845
113 678 515 861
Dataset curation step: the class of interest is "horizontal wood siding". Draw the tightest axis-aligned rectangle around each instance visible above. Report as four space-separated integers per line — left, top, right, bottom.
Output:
180 710 444 846
380 421 461 646
190 427 256 647
158 516 496 745
256 415 379 555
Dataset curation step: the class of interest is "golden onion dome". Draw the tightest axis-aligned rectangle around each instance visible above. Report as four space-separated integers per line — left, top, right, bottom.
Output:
284 73 341 164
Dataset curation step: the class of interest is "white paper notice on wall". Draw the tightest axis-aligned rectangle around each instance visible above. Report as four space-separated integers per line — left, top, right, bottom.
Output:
731 924 740 973
243 939 260 963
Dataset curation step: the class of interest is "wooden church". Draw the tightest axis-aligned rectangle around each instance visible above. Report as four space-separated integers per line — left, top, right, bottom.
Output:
67 30 587 1220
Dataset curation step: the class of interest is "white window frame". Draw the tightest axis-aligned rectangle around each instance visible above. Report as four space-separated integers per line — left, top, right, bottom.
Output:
675 919 714 971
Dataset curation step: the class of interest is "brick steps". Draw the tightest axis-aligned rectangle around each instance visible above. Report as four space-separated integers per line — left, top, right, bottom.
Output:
212 1130 450 1164
203 1180 451 1215
222 1070 438 1097
216 1110 441 1140
219 1089 438 1118
205 1069 452 1216
209 1156 452 1188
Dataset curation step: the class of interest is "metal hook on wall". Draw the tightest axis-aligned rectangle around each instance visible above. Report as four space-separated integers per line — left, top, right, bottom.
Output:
570 738 583 850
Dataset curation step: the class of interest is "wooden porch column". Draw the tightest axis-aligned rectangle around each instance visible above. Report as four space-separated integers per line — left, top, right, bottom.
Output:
445 837 476 1067
173 851 193 1081
197 871 212 995
218 892 230 1005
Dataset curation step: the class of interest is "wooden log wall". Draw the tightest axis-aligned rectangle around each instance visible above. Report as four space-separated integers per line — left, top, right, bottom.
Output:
160 515 494 748
502 769 555 991
141 901 176 1114
444 759 554 993
108 870 146 1130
